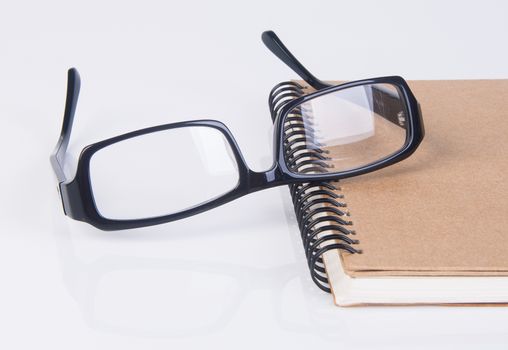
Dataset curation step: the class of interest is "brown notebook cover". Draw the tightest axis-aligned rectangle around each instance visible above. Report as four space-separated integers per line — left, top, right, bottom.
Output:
319 79 508 278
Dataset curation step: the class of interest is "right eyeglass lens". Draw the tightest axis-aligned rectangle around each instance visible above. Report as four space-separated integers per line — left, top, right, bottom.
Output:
89 125 240 220
284 83 409 175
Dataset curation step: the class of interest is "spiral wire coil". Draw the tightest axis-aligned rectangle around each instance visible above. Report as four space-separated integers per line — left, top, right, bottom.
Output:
269 81 361 293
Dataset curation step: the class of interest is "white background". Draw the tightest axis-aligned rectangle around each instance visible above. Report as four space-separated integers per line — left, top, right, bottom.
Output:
1 0 508 349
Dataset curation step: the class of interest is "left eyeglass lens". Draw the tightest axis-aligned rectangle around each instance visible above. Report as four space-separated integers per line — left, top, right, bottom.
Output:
89 126 240 220
283 83 409 175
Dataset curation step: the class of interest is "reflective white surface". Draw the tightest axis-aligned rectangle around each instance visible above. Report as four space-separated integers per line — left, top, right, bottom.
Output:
1 0 508 349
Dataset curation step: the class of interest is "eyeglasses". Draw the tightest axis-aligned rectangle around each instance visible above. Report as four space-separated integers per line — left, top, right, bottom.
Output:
50 30 424 231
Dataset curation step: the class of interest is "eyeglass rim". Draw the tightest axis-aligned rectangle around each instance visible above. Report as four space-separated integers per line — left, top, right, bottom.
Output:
274 75 424 180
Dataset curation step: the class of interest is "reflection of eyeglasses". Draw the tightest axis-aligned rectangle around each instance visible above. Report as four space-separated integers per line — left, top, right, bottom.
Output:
53 217 328 337
52 191 351 338
50 30 424 230
67 256 304 337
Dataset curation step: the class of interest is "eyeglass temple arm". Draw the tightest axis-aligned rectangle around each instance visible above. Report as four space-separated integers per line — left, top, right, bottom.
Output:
262 30 329 90
262 31 405 128
50 68 81 183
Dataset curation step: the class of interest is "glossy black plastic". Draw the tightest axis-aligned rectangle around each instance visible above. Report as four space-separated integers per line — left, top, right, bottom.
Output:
50 31 424 230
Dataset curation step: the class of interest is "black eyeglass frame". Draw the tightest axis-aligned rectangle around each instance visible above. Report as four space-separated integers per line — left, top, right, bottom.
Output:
51 31 424 231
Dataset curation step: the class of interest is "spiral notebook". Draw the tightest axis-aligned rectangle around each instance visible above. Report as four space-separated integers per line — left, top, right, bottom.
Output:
273 79 508 306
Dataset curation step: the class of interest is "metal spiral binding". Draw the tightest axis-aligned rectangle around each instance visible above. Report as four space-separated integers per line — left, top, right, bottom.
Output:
269 81 362 293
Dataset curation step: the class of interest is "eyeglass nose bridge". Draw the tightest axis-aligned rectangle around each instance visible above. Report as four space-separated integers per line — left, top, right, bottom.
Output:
243 165 286 193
